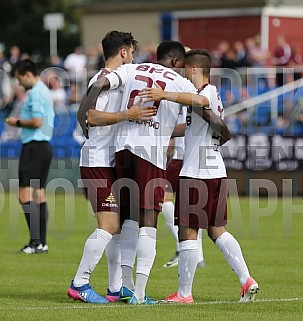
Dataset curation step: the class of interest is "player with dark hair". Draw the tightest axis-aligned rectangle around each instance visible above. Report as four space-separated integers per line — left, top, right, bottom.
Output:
77 41 229 305
6 59 55 254
101 30 138 61
67 31 156 304
156 41 186 62
140 49 258 303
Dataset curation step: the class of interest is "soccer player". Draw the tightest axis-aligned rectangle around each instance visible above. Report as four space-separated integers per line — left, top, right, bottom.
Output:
67 31 156 304
140 49 259 303
162 132 205 269
162 42 205 268
6 59 55 254
77 41 229 304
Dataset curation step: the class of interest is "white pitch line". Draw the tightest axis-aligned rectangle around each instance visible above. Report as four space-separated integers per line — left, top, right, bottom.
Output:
0 297 302 311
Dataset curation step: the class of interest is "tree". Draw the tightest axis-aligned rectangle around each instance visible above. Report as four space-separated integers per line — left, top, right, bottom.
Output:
0 0 81 61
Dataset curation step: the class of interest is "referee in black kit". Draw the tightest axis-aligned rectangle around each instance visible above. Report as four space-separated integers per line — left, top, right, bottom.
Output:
6 59 55 254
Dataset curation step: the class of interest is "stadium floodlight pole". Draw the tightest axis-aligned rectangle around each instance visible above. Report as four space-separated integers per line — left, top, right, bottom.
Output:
43 13 64 58
50 28 58 57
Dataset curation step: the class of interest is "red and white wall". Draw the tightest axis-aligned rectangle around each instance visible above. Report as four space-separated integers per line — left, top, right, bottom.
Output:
173 6 303 55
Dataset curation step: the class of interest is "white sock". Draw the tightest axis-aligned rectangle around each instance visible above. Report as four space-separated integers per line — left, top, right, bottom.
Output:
120 219 139 289
134 227 157 301
162 201 179 251
73 228 112 287
134 274 148 301
215 232 250 285
197 229 205 266
105 233 122 293
178 240 199 297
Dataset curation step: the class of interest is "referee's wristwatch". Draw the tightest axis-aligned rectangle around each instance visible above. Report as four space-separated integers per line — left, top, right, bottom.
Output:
16 120 21 127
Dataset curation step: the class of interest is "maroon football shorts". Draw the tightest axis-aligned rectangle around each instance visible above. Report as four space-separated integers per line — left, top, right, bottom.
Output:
175 176 227 229
115 150 165 212
165 159 183 193
80 166 118 213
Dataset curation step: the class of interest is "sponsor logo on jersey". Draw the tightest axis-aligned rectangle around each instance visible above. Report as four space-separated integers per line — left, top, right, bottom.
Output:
102 193 118 208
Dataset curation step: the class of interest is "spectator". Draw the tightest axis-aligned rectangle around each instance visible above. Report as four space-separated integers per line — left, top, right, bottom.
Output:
245 35 270 91
0 82 26 143
273 36 292 87
0 67 12 112
212 40 229 67
48 75 67 113
221 48 238 69
134 43 157 63
248 35 269 67
290 98 303 135
50 54 64 69
275 115 290 135
66 81 81 110
63 46 87 84
86 46 99 80
219 89 234 107
0 50 7 68
9 45 21 68
233 41 250 67
289 45 302 81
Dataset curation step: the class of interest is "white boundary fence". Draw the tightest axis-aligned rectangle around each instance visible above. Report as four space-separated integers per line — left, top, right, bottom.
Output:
225 77 303 118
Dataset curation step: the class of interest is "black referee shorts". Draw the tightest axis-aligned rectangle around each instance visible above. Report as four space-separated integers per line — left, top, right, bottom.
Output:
19 141 52 189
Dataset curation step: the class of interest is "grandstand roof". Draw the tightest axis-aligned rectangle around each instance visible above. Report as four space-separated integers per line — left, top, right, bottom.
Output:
75 0 270 13
75 0 303 13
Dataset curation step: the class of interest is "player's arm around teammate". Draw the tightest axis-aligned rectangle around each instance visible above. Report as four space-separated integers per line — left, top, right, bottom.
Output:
139 83 231 143
78 76 156 137
87 99 157 127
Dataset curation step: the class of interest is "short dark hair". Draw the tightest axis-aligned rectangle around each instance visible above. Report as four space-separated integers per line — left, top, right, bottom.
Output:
13 59 38 76
185 49 212 76
157 41 186 62
102 31 138 61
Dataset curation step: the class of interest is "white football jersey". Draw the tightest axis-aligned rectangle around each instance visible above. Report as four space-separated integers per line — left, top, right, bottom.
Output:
80 69 122 167
180 84 227 179
106 63 197 169
172 106 186 161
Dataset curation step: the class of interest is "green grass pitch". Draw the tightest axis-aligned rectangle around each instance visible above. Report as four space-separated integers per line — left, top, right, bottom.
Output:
0 193 302 321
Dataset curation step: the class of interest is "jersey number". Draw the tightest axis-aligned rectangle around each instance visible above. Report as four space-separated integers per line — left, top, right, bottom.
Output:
127 75 166 110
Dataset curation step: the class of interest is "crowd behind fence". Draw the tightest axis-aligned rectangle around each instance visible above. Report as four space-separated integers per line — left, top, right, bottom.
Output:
1 38 303 169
